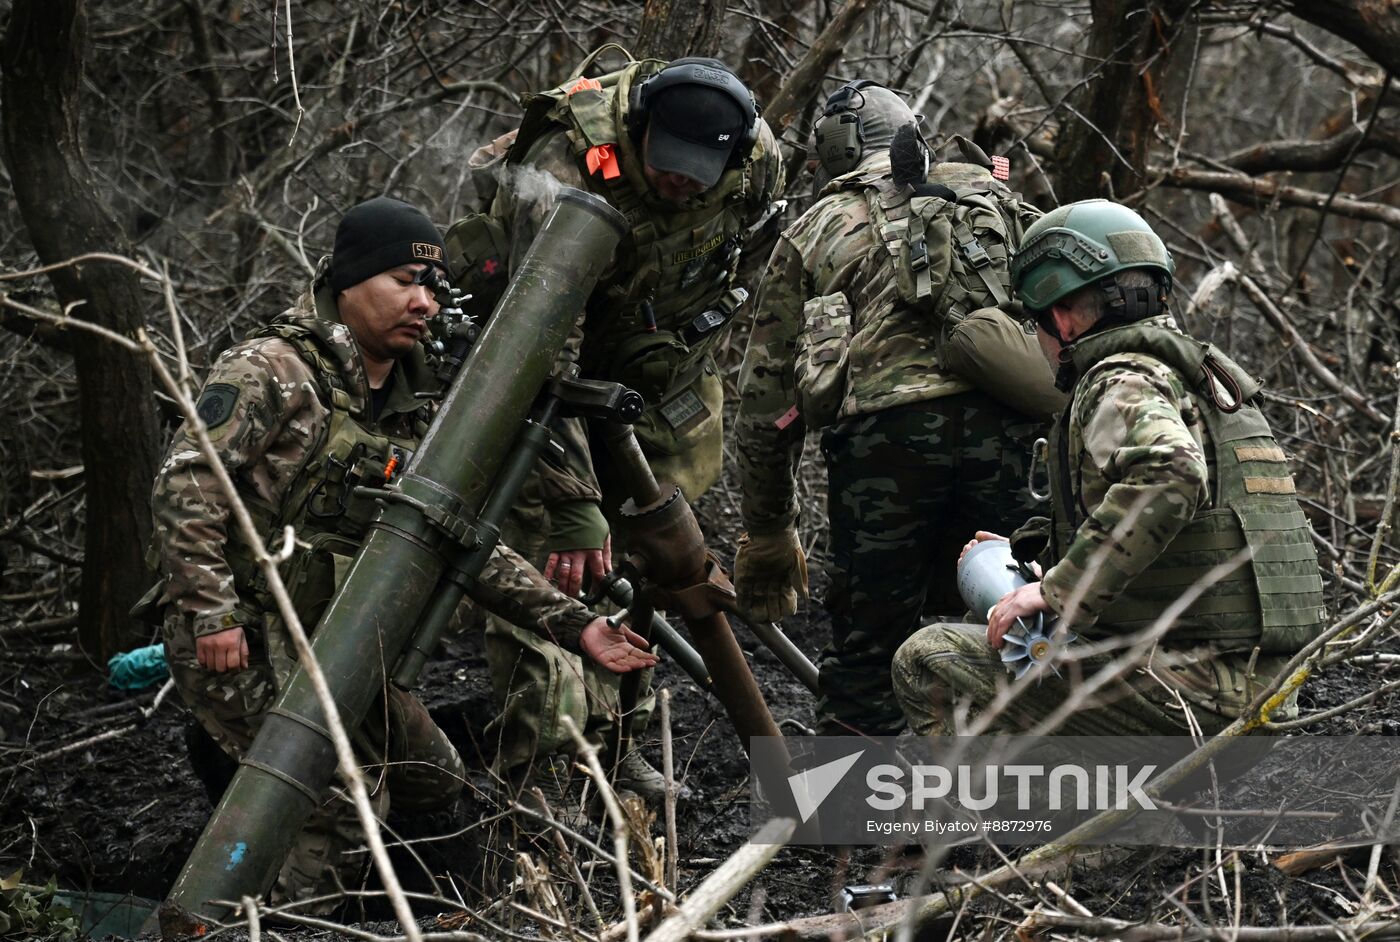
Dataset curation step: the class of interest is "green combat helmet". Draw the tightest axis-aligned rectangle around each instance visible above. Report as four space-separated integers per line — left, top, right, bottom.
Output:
1011 198 1175 314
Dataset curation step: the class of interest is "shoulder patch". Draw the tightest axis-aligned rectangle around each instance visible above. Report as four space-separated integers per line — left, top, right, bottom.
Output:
196 382 240 429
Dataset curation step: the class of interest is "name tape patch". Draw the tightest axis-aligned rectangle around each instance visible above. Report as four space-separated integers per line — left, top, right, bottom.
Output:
659 389 708 430
672 233 726 266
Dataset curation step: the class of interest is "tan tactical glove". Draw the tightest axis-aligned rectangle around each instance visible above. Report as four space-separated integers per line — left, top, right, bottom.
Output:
733 529 808 623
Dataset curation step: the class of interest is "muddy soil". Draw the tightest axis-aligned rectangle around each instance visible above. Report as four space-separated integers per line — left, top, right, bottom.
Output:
3 476 1399 937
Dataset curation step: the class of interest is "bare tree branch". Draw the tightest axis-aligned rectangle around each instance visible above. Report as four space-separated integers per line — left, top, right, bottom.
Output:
1276 0 1400 79
764 0 880 133
1152 166 1400 229
1224 125 1400 174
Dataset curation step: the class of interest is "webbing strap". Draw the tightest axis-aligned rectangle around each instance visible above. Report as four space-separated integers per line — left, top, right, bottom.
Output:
1250 540 1321 564
1261 605 1329 629
1238 507 1310 530
1117 566 1256 590
1256 573 1326 595
601 171 654 265
951 216 1011 308
908 201 933 301
1155 528 1248 553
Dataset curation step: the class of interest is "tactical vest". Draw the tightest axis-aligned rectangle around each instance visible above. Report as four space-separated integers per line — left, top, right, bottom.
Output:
499 57 772 398
225 317 428 633
1048 323 1326 653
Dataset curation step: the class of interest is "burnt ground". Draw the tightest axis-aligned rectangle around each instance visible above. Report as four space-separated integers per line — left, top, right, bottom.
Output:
3 473 1400 938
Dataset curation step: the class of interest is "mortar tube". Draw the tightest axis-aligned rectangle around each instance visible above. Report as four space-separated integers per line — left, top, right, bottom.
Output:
159 189 627 932
392 410 560 690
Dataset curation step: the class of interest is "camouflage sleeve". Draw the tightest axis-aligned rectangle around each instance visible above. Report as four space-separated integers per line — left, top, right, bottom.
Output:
475 542 595 652
742 118 786 224
735 234 808 535
1040 358 1209 625
151 340 322 639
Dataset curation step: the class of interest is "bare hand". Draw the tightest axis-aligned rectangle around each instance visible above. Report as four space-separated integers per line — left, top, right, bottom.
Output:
580 616 659 674
545 535 612 598
196 625 249 673
986 582 1051 650
958 530 1008 567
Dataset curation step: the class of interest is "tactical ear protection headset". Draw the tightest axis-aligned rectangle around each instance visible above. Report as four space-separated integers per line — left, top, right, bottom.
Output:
630 58 759 169
1098 271 1172 323
814 79 880 177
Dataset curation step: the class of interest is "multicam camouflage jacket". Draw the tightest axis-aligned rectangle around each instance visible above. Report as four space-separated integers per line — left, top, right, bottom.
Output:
1031 315 1324 652
1037 319 1212 624
150 271 596 652
735 152 999 535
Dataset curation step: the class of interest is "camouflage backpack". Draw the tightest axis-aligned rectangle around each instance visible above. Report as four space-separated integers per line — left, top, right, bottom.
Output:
854 139 1066 418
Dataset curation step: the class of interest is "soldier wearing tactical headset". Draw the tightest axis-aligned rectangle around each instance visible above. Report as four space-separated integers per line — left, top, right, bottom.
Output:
445 54 784 802
734 81 1054 737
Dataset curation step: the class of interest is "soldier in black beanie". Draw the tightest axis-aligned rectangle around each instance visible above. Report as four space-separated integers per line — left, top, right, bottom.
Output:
328 196 449 295
148 196 656 910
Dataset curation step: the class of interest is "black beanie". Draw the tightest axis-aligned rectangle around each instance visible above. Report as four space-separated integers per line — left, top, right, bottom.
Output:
329 197 448 294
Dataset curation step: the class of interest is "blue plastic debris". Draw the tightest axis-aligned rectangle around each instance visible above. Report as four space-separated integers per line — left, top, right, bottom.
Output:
106 643 168 690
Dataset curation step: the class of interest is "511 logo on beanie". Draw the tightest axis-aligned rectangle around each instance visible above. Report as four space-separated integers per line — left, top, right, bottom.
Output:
329 197 448 293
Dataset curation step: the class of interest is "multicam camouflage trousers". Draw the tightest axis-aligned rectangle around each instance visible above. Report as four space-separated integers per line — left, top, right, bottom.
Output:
483 471 653 778
817 392 1044 736
164 619 465 912
891 621 1295 737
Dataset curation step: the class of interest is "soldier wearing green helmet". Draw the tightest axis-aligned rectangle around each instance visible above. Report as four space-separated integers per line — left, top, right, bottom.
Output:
893 198 1327 738
1017 202 1173 309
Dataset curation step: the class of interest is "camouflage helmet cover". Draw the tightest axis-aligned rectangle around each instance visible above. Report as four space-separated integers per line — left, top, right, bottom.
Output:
814 82 917 178
1011 199 1175 311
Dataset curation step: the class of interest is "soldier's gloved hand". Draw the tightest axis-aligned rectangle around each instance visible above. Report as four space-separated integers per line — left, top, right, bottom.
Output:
196 625 249 673
734 529 808 623
580 615 659 674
